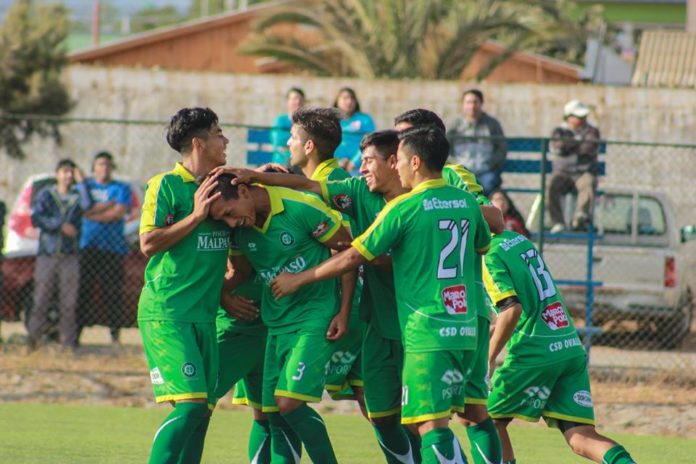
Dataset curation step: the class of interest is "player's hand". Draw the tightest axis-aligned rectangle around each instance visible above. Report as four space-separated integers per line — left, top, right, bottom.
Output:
256 163 289 173
210 167 257 185
270 272 301 299
221 293 259 321
371 254 392 269
326 312 348 341
487 360 496 387
192 173 221 222
332 241 353 251
61 223 78 237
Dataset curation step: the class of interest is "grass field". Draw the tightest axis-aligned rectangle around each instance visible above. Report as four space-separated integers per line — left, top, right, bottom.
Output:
2 403 694 463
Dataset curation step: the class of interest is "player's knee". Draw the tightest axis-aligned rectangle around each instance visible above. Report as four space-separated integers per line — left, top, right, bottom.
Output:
252 408 267 421
562 424 600 457
369 413 399 427
275 396 303 415
457 404 489 425
493 417 511 432
174 400 210 420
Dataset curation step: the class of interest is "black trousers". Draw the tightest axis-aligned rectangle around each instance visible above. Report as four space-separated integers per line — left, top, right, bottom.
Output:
77 248 124 340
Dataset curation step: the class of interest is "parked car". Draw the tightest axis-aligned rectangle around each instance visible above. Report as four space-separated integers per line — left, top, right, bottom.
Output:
1 174 147 332
526 188 696 349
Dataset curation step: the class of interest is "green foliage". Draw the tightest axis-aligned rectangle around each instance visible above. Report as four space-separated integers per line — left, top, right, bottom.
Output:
0 0 72 159
187 0 268 19
131 5 183 33
0 403 692 463
240 0 605 79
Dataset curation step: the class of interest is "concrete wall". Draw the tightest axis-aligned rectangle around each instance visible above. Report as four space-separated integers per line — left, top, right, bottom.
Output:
1 65 695 225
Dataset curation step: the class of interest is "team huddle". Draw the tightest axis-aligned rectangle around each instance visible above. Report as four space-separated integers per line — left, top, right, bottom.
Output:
136 106 636 464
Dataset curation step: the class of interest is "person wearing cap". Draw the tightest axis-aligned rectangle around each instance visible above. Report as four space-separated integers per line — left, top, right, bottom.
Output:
77 151 133 345
446 88 507 196
28 159 92 351
547 100 602 233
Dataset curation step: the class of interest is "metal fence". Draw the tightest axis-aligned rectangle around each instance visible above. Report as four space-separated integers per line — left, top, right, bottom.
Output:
1 116 695 374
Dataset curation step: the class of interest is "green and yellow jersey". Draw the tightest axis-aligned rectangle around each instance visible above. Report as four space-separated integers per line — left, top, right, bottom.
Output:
320 177 401 340
353 178 491 353
230 186 343 335
216 277 267 338
483 230 585 367
138 163 230 323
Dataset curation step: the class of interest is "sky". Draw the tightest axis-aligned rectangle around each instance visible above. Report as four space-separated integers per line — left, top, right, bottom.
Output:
0 1 192 21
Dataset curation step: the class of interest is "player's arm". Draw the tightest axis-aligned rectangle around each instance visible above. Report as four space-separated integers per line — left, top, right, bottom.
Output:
481 204 504 235
140 174 221 257
216 167 322 195
488 297 522 373
221 254 258 321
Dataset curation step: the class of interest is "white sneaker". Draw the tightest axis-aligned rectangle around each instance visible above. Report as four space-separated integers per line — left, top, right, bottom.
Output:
550 223 565 233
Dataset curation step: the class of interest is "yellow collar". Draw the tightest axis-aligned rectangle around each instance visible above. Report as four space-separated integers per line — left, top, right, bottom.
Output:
411 178 446 194
173 162 197 183
253 185 285 234
310 158 340 181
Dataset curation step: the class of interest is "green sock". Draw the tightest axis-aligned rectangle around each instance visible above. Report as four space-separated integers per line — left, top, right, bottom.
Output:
248 419 271 464
404 425 423 463
602 445 637 464
372 420 416 463
177 414 210 464
267 412 302 463
421 428 468 464
281 404 338 464
466 417 503 464
149 402 208 464
504 460 516 464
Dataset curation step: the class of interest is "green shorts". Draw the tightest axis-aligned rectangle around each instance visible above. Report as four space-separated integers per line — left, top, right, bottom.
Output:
325 319 364 400
261 326 335 413
140 320 218 406
464 317 490 405
232 380 263 411
488 355 595 427
214 330 266 408
401 349 475 425
361 323 404 419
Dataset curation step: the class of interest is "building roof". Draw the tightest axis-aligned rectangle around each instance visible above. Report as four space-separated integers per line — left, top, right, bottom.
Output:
632 30 696 88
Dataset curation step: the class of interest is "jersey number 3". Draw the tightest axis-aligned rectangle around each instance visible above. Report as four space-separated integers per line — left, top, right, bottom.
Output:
437 219 470 279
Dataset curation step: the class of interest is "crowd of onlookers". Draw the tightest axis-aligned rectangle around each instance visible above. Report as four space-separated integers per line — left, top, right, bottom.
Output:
23 86 601 351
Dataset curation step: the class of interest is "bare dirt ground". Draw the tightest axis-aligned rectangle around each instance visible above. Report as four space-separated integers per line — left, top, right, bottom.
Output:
2 323 696 439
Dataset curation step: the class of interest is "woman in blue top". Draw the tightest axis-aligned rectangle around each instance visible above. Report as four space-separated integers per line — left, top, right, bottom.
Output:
333 87 375 175
271 87 306 166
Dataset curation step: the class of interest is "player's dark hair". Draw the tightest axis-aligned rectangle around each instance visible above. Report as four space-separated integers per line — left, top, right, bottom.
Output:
332 87 362 113
291 106 342 160
287 87 305 99
359 130 399 159
394 109 446 132
210 173 240 200
55 158 76 171
166 107 219 154
462 88 484 103
398 125 449 172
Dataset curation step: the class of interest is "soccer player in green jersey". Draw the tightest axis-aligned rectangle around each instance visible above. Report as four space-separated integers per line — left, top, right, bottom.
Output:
286 106 365 408
138 107 230 464
483 230 636 464
208 174 353 464
271 125 492 464
224 130 418 463
395 108 504 464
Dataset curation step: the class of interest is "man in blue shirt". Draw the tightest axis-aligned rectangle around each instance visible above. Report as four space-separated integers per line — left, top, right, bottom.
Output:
78 151 132 345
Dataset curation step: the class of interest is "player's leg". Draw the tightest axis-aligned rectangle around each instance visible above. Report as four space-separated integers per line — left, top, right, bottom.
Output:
492 418 515 464
262 334 302 463
243 345 272 464
455 317 502 464
140 321 215 464
543 356 636 464
362 325 415 463
402 350 474 463
325 318 364 402
274 328 338 464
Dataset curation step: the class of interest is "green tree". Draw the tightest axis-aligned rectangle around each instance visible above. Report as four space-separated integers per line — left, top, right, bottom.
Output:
0 0 72 159
131 5 183 33
239 0 603 79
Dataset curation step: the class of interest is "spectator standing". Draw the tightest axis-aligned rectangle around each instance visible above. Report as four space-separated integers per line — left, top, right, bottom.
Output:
547 100 601 233
78 151 132 345
333 87 375 175
28 159 92 351
446 88 507 195
271 87 306 167
490 188 530 237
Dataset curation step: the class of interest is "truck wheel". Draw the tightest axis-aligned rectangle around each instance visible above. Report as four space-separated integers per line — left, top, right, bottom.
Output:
657 287 693 350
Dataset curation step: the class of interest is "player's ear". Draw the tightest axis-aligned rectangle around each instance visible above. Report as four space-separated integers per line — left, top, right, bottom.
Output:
387 153 397 168
237 183 250 198
411 154 421 170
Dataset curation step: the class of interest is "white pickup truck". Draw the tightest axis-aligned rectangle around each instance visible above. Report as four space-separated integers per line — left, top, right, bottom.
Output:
526 188 696 349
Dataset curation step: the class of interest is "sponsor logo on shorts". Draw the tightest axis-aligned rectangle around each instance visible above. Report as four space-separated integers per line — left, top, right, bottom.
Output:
164 214 174 226
248 242 257 252
181 362 197 378
541 302 569 330
280 231 295 247
522 385 550 409
332 194 352 210
440 369 464 386
150 367 164 385
422 197 468 211
573 390 593 408
312 221 330 238
442 285 467 315
330 350 357 364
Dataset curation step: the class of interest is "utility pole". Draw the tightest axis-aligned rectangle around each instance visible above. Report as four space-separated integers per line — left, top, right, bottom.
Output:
688 0 696 33
91 0 101 47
